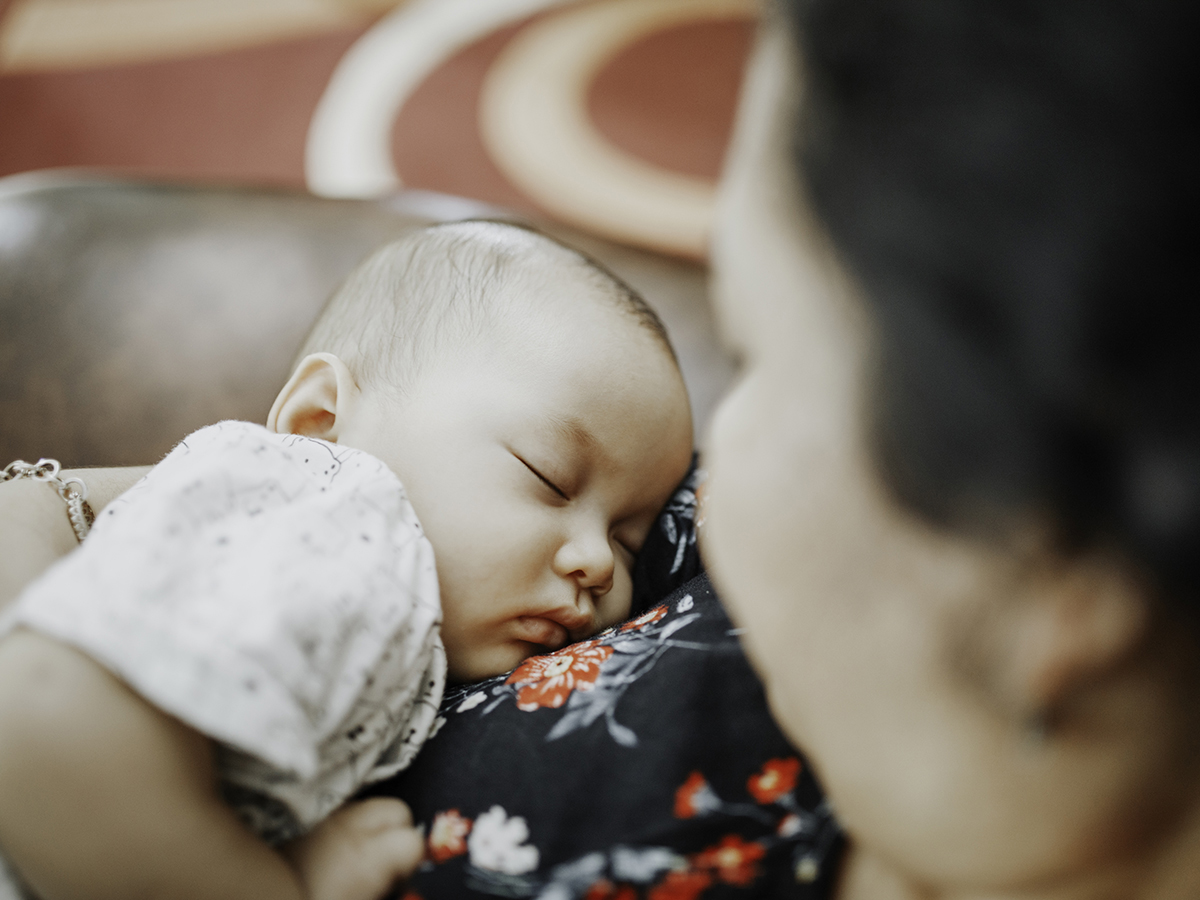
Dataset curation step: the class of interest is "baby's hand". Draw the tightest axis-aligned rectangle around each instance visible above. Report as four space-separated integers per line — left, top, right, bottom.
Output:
283 797 425 900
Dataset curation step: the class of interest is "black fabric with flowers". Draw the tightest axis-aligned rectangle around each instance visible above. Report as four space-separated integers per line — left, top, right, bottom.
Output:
367 464 843 899
628 456 705 618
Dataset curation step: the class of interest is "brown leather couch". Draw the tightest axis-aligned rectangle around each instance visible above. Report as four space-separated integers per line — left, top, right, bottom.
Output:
0 172 731 468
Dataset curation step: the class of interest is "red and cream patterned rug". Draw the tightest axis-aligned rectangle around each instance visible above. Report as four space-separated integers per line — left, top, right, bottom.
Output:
0 0 755 258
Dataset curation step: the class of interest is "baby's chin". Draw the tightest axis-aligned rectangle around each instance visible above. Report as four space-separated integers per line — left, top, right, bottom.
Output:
443 607 626 683
444 641 550 684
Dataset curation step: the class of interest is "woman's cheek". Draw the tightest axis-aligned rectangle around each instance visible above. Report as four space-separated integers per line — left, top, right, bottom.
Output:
702 375 788 625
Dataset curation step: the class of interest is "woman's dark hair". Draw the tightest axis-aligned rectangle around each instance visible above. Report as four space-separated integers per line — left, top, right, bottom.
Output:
780 0 1199 604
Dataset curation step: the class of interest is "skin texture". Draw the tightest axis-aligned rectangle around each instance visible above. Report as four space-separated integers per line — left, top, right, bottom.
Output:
0 629 424 900
271 271 695 682
701 23 1200 900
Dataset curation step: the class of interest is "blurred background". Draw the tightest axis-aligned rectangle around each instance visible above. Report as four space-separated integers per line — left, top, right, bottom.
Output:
0 0 751 464
0 0 754 257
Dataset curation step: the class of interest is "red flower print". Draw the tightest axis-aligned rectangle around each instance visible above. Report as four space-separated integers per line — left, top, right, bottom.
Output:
648 868 713 900
691 835 766 886
619 604 668 632
747 757 801 804
427 809 472 863
674 771 719 818
584 881 637 900
506 641 614 711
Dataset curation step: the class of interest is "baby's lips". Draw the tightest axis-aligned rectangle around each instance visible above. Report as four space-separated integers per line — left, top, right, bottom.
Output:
511 616 570 651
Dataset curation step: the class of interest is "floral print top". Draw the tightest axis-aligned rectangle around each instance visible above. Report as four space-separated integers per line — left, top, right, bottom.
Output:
366 464 843 899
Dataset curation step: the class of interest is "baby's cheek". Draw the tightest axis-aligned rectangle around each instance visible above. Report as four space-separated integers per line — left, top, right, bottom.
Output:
601 570 634 629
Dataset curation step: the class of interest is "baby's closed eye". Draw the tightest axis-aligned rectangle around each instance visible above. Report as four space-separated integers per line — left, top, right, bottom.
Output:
515 455 570 501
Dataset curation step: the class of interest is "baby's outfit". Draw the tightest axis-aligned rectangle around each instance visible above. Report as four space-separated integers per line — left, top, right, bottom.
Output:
0 422 446 897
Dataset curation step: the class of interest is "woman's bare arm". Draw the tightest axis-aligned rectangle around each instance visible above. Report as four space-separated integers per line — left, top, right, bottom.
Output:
0 465 150 611
0 629 307 900
0 631 423 900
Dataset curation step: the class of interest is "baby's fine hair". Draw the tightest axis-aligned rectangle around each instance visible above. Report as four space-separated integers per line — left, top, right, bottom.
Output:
295 220 676 396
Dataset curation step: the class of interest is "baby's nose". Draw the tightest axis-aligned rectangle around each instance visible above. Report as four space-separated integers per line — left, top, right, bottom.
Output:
553 530 616 596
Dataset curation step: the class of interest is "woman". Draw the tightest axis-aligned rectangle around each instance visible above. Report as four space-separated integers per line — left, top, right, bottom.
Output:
704 0 1198 897
3 1 1196 897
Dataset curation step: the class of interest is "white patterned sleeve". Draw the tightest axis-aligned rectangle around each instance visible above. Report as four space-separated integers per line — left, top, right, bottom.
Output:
1 421 446 829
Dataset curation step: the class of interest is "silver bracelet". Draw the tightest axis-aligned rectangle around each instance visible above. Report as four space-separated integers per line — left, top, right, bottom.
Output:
1 458 94 543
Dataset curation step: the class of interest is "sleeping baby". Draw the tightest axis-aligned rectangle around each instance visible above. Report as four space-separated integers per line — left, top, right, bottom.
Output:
0 221 694 900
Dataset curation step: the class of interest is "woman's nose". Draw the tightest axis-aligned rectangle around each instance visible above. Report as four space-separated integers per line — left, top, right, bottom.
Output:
553 527 615 597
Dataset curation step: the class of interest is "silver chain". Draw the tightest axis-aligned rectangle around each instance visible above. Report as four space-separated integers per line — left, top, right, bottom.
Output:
1 458 93 543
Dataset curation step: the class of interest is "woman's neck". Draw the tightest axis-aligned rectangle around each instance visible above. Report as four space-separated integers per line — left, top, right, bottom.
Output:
837 805 1200 900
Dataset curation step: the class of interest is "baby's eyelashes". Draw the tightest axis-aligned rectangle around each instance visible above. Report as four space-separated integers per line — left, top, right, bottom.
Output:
517 456 569 501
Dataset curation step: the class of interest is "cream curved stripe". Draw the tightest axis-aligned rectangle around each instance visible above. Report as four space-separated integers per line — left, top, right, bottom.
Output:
305 0 573 198
479 0 755 259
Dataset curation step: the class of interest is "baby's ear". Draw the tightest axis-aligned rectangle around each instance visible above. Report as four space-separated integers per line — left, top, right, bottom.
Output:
267 353 359 440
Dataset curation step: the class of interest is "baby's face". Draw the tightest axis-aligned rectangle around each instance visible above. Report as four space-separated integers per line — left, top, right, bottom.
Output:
338 281 694 682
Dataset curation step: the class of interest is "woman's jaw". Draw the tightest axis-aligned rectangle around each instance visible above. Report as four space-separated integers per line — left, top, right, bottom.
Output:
701 22 1200 900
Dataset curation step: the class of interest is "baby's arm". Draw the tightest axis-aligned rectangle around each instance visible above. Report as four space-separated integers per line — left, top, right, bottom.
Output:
0 630 423 900
284 796 426 900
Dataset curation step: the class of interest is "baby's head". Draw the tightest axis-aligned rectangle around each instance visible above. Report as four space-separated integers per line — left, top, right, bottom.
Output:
269 221 694 681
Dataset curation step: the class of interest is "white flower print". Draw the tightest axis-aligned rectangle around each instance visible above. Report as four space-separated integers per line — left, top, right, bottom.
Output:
457 690 487 713
675 594 694 613
468 805 540 875
777 813 802 837
611 845 683 883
